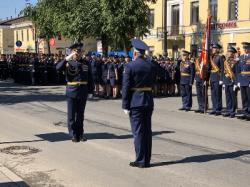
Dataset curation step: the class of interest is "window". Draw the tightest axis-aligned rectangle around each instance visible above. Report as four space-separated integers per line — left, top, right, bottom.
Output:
148 9 155 29
190 1 199 25
27 29 29 41
16 31 19 41
21 30 24 41
32 29 35 41
171 4 180 35
209 0 218 22
228 0 238 20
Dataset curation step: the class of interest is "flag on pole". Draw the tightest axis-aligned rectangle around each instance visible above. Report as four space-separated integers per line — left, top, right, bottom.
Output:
200 14 212 81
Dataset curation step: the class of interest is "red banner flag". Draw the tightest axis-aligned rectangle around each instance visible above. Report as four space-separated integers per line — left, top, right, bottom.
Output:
200 14 212 80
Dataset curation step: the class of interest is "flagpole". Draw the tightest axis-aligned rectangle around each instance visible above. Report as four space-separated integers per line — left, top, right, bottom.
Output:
204 11 212 114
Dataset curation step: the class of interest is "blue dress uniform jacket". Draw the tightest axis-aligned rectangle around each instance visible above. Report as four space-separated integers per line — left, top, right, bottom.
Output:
56 59 94 98
223 58 238 116
194 58 205 111
237 53 250 117
56 58 94 139
180 60 195 110
210 54 224 113
122 57 155 110
122 56 156 167
238 54 250 86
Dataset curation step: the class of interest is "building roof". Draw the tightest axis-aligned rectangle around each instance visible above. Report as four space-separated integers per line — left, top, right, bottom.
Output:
0 16 29 26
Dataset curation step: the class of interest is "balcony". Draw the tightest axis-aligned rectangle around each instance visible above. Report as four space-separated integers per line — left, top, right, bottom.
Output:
156 26 185 39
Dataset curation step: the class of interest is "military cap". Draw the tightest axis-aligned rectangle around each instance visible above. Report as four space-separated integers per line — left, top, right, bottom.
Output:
211 43 222 49
182 50 191 55
198 48 202 52
242 42 250 49
227 46 237 53
69 43 84 50
131 39 149 51
114 55 119 58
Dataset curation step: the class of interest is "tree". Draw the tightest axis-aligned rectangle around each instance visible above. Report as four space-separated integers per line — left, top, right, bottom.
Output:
21 0 157 54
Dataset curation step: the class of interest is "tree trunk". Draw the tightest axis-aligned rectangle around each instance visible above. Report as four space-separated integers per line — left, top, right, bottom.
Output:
101 34 108 56
47 40 51 55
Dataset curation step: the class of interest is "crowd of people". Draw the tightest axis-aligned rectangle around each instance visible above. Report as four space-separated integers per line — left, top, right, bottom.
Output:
0 41 249 121
0 52 182 98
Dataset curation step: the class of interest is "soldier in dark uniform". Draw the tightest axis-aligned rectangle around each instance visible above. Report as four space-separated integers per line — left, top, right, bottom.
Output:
91 54 102 96
222 47 238 118
110 55 119 98
194 49 205 113
56 43 94 142
29 53 39 85
237 42 250 121
101 55 111 99
209 43 224 116
122 39 156 168
179 50 195 111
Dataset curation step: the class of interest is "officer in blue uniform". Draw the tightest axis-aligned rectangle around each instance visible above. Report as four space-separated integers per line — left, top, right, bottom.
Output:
194 49 205 113
223 47 238 118
237 42 250 121
91 54 102 96
122 39 156 168
56 43 94 142
210 43 225 116
179 50 195 111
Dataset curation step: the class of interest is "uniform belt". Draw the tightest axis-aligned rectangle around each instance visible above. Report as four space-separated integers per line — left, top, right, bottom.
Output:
181 73 190 76
67 81 88 85
241 71 250 75
211 70 219 73
131 87 152 92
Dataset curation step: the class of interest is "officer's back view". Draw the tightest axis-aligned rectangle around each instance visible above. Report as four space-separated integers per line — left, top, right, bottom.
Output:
122 39 155 168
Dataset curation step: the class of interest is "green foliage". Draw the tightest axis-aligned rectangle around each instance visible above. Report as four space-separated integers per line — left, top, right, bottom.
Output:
20 0 157 51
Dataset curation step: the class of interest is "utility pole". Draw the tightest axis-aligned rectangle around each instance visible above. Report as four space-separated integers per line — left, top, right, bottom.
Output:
163 0 168 55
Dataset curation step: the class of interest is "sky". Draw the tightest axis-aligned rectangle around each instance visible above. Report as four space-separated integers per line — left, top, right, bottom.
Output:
0 0 37 20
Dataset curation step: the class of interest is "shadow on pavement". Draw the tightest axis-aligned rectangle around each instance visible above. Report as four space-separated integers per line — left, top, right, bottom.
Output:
36 131 175 142
0 81 65 105
0 181 30 187
151 150 250 167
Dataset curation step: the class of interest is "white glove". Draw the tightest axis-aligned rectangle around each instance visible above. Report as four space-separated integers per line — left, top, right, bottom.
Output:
219 81 223 85
65 52 76 61
123 110 130 115
249 84 250 88
233 85 238 91
88 94 93 99
237 83 240 87
203 81 207 86
222 84 225 89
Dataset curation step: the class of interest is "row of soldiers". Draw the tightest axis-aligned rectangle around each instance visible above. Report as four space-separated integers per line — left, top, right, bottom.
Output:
178 42 250 121
0 52 182 98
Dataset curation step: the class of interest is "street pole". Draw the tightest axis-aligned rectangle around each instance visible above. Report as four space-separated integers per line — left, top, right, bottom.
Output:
163 0 168 54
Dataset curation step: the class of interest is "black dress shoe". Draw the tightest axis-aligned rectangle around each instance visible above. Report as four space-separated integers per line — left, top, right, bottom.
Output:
72 137 80 143
209 111 216 115
194 110 202 113
237 115 246 120
185 109 191 112
230 114 235 118
179 108 185 111
223 113 230 117
80 136 88 142
129 162 150 168
215 112 221 116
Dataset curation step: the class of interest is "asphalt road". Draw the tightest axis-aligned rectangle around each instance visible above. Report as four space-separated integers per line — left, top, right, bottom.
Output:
0 80 249 187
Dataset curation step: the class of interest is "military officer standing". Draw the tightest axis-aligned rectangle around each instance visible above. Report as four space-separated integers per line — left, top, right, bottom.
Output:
223 47 238 118
237 42 250 121
56 43 94 142
209 43 224 116
179 50 195 111
194 49 206 113
122 39 155 168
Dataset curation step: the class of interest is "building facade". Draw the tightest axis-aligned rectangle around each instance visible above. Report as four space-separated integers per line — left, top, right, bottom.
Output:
0 16 97 55
145 0 250 58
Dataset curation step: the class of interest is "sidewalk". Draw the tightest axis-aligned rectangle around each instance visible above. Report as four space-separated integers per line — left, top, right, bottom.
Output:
0 166 29 187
